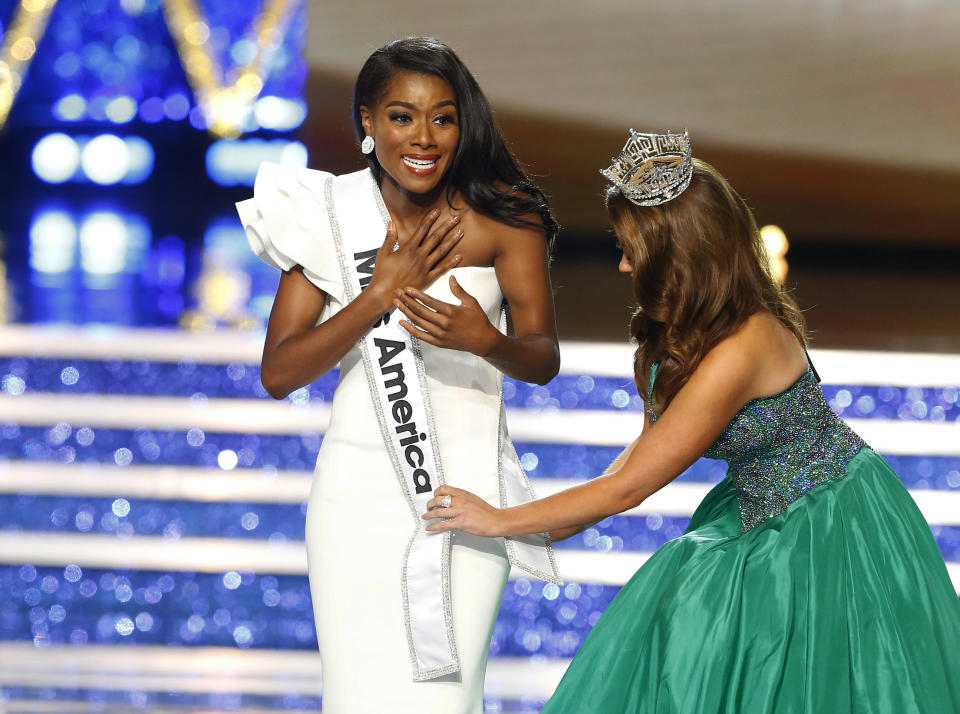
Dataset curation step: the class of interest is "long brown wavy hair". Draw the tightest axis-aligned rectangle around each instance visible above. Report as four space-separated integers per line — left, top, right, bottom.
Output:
606 158 806 413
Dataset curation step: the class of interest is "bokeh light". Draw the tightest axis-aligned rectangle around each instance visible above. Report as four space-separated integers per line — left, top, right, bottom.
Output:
105 95 137 124
760 224 789 283
31 134 81 184
79 212 128 275
121 136 155 184
205 138 308 186
52 94 86 121
80 135 129 185
29 211 77 274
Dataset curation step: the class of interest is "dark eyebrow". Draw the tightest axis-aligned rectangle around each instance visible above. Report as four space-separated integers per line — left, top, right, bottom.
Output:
385 100 457 110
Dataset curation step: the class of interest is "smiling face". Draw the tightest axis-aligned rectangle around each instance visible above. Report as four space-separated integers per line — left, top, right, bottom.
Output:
360 70 460 198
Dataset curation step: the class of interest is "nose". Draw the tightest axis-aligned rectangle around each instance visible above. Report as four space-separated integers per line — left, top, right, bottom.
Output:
618 254 633 274
411 119 437 149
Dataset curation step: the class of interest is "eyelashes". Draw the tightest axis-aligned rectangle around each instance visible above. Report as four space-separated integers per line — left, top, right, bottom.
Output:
386 112 457 126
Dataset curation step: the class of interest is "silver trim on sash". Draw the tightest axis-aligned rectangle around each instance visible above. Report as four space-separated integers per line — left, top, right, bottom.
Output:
495 309 562 584
370 177 460 679
323 173 459 681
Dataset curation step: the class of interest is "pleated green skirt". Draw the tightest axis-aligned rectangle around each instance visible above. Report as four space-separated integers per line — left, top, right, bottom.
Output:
541 448 960 713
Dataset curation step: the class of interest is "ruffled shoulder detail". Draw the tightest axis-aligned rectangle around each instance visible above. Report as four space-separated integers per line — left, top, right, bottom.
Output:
235 162 344 307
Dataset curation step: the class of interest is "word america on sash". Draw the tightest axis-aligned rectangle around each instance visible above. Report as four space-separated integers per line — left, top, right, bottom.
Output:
374 336 433 495
355 247 433 496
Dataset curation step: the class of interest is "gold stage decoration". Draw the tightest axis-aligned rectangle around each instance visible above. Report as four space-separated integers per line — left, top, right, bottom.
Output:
0 0 61 129
161 0 299 137
0 0 299 135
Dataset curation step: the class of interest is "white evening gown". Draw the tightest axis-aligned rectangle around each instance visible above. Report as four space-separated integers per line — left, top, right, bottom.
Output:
238 166 529 713
306 266 513 713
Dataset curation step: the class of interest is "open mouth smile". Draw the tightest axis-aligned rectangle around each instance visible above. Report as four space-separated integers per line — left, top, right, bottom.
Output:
401 155 440 175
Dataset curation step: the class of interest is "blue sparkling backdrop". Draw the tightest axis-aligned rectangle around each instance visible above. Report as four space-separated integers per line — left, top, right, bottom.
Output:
11 0 308 128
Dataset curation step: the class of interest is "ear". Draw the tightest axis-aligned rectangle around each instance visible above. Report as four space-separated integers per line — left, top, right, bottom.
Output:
359 106 373 139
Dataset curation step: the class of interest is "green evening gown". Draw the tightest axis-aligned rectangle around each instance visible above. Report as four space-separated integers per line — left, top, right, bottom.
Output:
541 364 960 713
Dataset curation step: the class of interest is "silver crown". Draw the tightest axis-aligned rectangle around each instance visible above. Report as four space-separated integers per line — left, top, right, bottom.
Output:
600 129 693 207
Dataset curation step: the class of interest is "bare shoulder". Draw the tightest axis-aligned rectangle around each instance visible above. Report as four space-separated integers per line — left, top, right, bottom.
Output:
702 311 809 401
486 212 546 256
454 199 547 265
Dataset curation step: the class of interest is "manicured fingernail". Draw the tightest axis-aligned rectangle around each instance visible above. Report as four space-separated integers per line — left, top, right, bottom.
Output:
451 215 460 223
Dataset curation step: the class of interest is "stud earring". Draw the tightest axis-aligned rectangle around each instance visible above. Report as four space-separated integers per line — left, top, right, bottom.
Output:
360 136 375 154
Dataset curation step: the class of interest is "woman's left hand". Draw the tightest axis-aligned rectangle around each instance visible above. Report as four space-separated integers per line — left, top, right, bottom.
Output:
422 485 505 537
394 276 500 355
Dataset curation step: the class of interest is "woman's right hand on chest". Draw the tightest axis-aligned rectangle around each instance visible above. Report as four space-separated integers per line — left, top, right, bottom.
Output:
259 210 462 398
367 209 463 306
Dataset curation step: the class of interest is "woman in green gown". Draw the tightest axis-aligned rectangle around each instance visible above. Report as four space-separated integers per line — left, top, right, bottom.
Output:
397 130 960 712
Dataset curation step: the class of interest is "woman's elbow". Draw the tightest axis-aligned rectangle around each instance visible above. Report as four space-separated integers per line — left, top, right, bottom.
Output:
532 347 561 385
259 368 291 400
533 366 560 385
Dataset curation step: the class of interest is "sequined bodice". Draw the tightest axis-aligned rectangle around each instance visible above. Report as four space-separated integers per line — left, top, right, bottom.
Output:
647 364 866 531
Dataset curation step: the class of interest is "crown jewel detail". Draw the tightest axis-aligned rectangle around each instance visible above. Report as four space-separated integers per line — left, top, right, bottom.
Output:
600 129 693 206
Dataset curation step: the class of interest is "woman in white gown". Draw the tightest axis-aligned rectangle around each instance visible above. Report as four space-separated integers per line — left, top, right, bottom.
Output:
236 37 561 713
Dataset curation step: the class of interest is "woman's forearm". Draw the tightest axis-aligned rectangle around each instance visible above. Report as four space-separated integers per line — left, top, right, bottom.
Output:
481 331 560 384
548 522 595 542
501 473 642 537
545 437 643 541
261 286 391 398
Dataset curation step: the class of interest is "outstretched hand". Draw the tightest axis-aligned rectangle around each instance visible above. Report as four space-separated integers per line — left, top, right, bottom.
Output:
422 485 505 537
394 275 500 355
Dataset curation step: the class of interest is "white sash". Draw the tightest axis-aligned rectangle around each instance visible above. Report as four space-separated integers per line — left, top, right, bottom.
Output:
323 169 559 681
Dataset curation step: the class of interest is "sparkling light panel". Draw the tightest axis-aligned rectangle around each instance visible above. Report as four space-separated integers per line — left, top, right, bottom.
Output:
0 336 957 712
161 0 300 136
4 0 307 133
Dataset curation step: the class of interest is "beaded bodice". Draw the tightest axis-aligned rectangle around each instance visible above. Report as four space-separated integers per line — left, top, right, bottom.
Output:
647 364 866 531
